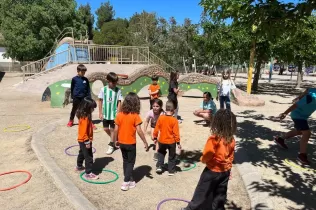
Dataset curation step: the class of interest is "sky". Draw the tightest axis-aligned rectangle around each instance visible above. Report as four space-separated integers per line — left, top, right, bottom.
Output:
76 0 204 24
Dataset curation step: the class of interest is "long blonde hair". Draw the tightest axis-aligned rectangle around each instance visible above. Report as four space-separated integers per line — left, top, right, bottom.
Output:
211 109 237 144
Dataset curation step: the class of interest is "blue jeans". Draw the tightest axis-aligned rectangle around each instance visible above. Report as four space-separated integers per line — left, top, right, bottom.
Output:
219 96 231 110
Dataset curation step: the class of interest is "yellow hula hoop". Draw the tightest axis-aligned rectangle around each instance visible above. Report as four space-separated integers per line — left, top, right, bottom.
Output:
3 125 31 132
93 124 104 133
284 159 316 173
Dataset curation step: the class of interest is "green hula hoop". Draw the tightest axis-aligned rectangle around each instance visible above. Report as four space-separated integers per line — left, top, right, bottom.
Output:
80 169 119 184
180 160 197 171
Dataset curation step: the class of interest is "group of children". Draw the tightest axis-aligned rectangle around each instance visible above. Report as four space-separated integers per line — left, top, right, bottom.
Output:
68 64 315 210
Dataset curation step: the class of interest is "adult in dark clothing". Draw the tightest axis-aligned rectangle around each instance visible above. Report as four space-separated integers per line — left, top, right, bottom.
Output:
168 71 181 122
67 64 91 127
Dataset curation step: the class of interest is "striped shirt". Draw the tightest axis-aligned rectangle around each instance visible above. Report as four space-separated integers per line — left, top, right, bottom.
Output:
98 86 123 120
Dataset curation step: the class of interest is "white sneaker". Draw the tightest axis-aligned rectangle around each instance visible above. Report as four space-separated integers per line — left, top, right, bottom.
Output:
121 182 129 191
129 181 136 189
106 146 115 155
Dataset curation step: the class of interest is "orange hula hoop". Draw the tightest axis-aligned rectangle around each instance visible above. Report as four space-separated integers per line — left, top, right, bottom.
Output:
0 170 32 191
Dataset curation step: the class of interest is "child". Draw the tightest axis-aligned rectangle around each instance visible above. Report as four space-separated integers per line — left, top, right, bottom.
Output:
98 72 123 155
275 87 316 165
114 92 149 191
148 75 160 109
193 92 217 123
144 99 165 161
67 64 91 127
182 109 237 210
75 97 99 180
216 69 236 111
168 71 181 123
153 101 181 176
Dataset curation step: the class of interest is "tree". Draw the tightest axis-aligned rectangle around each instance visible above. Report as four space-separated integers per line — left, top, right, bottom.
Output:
78 3 94 40
96 1 115 30
200 0 316 92
0 0 85 61
93 18 129 45
273 15 316 88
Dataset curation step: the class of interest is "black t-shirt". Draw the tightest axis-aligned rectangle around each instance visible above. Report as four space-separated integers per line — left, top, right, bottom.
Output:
168 80 178 100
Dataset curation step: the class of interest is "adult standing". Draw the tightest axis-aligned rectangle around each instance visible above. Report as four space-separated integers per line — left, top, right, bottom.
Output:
168 71 181 123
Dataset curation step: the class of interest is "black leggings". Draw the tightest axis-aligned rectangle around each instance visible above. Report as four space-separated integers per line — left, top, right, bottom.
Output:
120 144 136 182
186 168 230 210
70 97 84 121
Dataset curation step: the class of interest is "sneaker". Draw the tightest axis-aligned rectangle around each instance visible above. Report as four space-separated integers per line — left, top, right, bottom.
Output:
274 136 288 149
156 166 163 173
121 182 130 191
75 166 85 172
106 145 115 155
84 173 99 180
168 172 175 176
297 153 310 165
129 181 136 189
153 153 158 161
67 121 73 127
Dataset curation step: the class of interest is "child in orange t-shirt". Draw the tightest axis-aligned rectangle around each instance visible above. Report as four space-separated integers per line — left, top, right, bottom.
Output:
148 75 160 109
182 109 237 210
153 101 181 176
75 97 98 180
114 92 149 191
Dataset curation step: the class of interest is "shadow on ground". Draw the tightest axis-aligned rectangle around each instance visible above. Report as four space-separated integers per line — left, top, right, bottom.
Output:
0 71 5 82
92 157 114 175
236 110 316 209
133 165 153 183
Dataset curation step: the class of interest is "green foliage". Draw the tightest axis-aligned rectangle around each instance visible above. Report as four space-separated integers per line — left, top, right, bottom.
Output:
0 0 86 61
78 3 95 40
96 1 115 30
93 18 129 45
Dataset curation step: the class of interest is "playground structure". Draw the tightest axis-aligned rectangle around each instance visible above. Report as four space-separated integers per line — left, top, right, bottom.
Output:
18 31 265 108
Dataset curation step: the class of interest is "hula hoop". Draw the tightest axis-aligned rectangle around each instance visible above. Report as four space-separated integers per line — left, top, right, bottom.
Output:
117 74 128 79
284 158 316 173
157 198 190 210
93 124 103 133
3 125 31 132
180 160 197 172
64 145 96 156
0 170 32 191
80 169 119 184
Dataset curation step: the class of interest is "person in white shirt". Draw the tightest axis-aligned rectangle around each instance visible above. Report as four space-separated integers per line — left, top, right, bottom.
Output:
216 69 236 111
193 92 217 122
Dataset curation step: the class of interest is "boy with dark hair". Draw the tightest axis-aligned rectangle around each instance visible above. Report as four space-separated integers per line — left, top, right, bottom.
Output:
275 87 316 165
67 64 91 127
148 75 160 109
153 100 181 176
98 72 123 155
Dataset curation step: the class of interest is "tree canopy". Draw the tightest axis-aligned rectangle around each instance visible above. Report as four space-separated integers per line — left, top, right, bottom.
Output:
95 1 115 30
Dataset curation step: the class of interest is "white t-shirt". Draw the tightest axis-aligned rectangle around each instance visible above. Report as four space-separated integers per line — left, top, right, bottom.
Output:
217 79 236 97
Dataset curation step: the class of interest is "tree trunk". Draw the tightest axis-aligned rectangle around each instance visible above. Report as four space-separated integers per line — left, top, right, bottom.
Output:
252 59 263 92
296 62 303 88
234 64 240 81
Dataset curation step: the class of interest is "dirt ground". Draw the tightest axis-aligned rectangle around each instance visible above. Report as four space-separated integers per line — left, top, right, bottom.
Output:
1 72 315 210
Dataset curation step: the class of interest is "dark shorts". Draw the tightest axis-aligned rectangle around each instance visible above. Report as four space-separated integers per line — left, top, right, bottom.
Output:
103 120 115 129
292 119 309 131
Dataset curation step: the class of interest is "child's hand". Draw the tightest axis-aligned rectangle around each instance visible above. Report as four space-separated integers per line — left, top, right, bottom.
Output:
144 142 149 151
279 113 287 120
99 113 103 120
177 144 182 150
216 96 219 101
85 142 91 149
114 141 120 149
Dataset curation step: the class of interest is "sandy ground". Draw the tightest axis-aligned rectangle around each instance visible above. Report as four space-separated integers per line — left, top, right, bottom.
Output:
45 97 250 210
2 71 315 210
0 76 74 210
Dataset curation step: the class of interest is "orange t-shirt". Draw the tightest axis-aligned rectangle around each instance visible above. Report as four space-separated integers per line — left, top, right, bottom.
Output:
78 117 93 142
153 115 180 144
115 112 143 144
149 84 160 99
201 135 235 172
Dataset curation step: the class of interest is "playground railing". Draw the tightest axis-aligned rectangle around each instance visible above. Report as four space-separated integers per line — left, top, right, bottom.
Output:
22 49 70 82
72 44 150 64
149 52 175 72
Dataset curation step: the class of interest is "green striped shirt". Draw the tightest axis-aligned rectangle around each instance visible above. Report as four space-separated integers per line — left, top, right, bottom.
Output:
98 86 123 120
